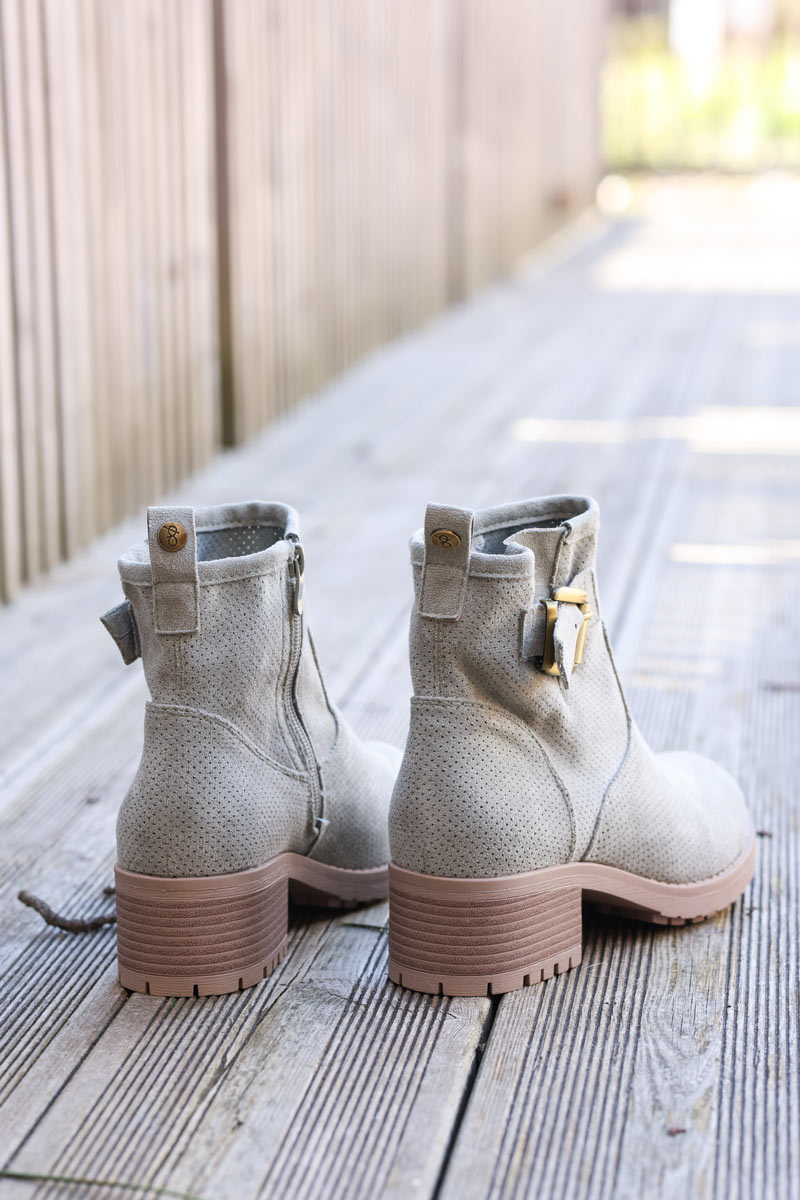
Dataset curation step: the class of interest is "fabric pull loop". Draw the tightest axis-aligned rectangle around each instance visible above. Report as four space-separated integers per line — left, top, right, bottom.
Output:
147 506 200 635
419 503 474 620
100 599 140 664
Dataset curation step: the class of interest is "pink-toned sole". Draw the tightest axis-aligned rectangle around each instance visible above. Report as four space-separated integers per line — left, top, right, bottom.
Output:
388 836 757 997
115 854 387 997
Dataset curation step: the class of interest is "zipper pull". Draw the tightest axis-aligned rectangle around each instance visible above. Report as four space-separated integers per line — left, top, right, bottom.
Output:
288 543 305 616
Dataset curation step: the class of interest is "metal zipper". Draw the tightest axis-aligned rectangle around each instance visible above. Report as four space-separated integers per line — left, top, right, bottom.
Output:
284 540 324 834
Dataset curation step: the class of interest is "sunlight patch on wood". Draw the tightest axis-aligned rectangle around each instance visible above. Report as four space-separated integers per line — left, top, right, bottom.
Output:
670 540 800 565
512 407 800 455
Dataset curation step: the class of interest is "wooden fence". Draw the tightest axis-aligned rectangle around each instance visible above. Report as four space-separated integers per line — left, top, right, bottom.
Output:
0 0 604 602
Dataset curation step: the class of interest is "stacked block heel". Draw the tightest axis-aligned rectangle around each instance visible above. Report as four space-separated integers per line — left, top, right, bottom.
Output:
388 863 582 996
116 855 389 997
115 864 288 996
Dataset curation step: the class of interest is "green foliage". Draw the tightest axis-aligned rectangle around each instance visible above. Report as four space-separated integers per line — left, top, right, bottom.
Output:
604 17 800 170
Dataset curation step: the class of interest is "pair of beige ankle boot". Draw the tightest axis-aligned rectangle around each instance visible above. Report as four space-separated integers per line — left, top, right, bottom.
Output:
102 497 755 998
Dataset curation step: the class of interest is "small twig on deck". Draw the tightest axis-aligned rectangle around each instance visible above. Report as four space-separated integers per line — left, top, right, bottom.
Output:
0 1168 202 1200
339 920 388 933
18 890 116 933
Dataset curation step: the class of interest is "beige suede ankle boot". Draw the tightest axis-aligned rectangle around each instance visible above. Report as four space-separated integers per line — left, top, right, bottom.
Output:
102 502 400 996
388 497 755 996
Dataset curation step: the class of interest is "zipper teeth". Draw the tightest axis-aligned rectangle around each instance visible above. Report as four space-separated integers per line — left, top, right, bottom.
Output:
285 580 322 825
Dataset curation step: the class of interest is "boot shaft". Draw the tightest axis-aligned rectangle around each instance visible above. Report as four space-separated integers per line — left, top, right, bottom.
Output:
408 494 612 711
107 501 335 769
105 500 398 885
393 495 631 874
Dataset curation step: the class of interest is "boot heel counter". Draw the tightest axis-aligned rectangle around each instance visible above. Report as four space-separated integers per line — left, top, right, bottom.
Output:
117 704 312 877
389 697 574 878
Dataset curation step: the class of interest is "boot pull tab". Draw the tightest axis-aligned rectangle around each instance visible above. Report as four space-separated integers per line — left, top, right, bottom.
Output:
147 506 200 635
419 503 474 620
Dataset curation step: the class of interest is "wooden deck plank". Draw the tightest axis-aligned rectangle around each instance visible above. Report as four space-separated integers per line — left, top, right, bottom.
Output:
2 187 798 1198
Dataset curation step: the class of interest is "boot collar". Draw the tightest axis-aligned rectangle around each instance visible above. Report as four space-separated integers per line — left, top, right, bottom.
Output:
118 501 301 586
409 495 598 582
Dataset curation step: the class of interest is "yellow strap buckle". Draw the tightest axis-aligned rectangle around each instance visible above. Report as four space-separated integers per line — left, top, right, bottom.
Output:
541 586 592 676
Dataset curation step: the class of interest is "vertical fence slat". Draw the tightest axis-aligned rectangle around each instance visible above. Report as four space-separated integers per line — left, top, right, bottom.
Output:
0 1 22 601
181 0 219 469
77 0 105 543
2 0 42 586
130 0 156 508
20 0 60 571
42 0 92 556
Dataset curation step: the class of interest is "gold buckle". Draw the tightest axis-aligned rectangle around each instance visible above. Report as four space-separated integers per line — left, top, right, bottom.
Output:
541 587 592 676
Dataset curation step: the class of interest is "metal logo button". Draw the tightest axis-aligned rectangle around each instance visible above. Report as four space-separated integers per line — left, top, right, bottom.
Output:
157 521 188 552
430 528 461 550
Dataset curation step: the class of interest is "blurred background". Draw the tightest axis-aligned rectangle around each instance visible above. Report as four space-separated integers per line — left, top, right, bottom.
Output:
0 0 798 603
607 0 800 172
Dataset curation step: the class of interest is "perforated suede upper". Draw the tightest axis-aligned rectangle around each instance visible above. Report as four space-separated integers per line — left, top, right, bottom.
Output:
115 502 400 878
390 496 752 884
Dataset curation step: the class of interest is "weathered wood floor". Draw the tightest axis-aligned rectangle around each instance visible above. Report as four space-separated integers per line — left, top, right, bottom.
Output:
1 177 799 1200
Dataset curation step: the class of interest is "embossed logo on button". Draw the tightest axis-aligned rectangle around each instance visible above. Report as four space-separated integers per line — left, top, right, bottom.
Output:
157 521 188 552
430 528 461 550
